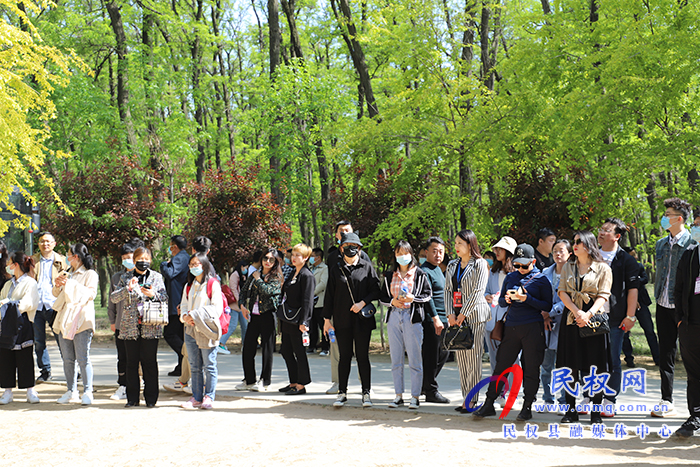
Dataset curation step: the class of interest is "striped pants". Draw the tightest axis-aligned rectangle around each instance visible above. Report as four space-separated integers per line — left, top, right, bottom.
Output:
455 321 486 405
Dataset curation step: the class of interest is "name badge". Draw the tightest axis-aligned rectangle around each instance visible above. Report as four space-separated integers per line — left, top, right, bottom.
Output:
453 291 463 308
695 277 700 295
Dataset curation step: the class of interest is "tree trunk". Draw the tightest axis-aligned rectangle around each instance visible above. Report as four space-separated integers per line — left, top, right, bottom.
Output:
269 0 284 204
191 0 206 184
106 0 138 149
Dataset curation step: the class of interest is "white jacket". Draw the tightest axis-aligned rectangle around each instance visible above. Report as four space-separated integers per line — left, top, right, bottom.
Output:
180 278 223 349
52 266 99 337
0 274 40 322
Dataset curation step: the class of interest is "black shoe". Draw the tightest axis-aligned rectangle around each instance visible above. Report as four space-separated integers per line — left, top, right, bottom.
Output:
278 385 293 393
306 348 315 354
455 405 465 412
516 406 532 421
168 367 182 377
285 387 307 395
146 402 156 408
675 417 700 438
591 412 603 424
560 410 579 423
124 401 139 408
425 392 450 404
35 373 51 384
625 359 636 368
473 399 496 419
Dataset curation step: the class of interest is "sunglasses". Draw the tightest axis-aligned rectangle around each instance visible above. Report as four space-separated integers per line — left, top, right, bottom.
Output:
513 263 531 269
262 256 275 263
574 239 584 245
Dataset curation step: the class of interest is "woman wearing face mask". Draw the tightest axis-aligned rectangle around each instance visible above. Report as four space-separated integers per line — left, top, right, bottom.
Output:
110 247 168 407
52 243 99 405
379 241 433 409
218 259 250 354
0 252 40 405
236 248 283 392
180 253 223 410
323 232 380 408
483 236 517 406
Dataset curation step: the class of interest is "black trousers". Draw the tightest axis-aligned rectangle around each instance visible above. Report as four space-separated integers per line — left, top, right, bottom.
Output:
421 316 449 396
335 325 372 394
308 307 328 351
242 312 276 385
486 321 545 405
115 329 127 387
679 322 700 417
657 305 678 402
280 323 312 385
0 347 34 389
124 337 159 405
163 317 184 368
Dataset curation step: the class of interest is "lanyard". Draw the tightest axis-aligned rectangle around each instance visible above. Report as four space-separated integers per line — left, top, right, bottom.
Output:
454 261 467 291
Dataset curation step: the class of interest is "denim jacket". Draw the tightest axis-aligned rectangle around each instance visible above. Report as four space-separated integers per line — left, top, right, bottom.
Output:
654 229 696 305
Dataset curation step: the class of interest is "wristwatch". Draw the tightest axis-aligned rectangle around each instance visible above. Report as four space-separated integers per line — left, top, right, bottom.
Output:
626 315 637 322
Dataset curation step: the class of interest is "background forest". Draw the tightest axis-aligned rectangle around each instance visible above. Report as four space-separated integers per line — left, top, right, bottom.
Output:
3 0 700 292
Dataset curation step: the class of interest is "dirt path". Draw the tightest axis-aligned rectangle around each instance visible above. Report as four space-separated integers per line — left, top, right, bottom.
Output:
1 383 697 466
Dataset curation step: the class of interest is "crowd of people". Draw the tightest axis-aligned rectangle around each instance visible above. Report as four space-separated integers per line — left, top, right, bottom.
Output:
0 198 699 439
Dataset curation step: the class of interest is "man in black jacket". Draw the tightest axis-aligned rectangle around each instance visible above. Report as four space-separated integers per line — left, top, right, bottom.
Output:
673 242 700 438
597 218 639 416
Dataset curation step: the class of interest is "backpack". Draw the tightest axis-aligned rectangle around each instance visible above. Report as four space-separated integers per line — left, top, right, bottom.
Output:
186 278 231 335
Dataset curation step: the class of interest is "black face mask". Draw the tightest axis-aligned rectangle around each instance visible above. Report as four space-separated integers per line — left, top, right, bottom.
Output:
135 261 151 272
343 246 359 258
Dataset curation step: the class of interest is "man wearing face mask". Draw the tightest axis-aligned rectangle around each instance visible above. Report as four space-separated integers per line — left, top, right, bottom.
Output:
652 198 696 418
160 235 190 377
326 221 371 268
107 240 141 400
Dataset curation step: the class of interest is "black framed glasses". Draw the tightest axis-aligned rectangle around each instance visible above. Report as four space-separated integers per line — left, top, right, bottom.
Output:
513 263 530 269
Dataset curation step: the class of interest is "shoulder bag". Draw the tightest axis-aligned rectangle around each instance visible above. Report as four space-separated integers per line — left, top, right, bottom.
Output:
141 301 169 325
340 267 376 318
575 264 610 338
442 323 474 351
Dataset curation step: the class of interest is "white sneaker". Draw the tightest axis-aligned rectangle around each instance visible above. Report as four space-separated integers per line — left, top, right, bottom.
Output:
26 389 40 404
57 391 79 404
81 391 94 406
250 380 268 392
0 390 13 405
183 385 192 395
326 382 339 394
651 400 677 418
333 393 347 407
163 381 188 393
495 396 507 408
110 386 127 400
601 403 615 418
234 381 255 391
388 395 404 408
362 393 373 408
408 397 420 410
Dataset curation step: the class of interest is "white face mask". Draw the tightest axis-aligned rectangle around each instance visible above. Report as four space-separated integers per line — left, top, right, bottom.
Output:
396 254 412 266
691 225 700 243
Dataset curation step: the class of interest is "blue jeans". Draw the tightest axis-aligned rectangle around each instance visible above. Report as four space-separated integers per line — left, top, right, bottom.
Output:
540 348 566 403
387 309 423 398
58 330 94 393
185 333 218 401
34 307 59 376
220 309 248 346
607 325 624 403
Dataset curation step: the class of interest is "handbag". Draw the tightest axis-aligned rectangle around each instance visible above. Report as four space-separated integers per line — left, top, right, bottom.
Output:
276 300 301 324
141 301 169 325
579 312 610 338
340 268 376 319
442 323 474 351
490 310 508 342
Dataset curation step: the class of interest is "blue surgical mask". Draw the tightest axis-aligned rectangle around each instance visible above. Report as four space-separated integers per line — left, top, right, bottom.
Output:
691 226 700 243
396 254 412 266
309 257 316 265
241 268 248 276
486 258 494 267
190 266 203 276
418 257 426 265
122 259 135 270
168 246 173 256
284 257 291 265
660 216 672 231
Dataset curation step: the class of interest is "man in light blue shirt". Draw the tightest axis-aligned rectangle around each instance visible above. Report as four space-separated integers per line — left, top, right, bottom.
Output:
31 232 67 383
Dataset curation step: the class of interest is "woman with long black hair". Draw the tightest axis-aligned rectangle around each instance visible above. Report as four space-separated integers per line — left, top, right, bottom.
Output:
52 243 99 405
236 248 283 392
444 229 490 412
